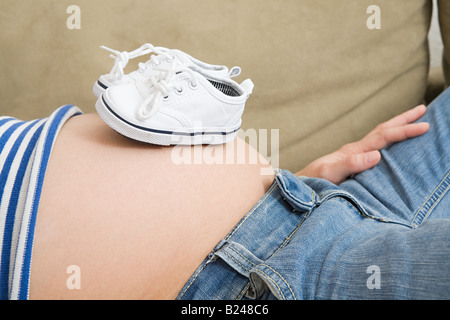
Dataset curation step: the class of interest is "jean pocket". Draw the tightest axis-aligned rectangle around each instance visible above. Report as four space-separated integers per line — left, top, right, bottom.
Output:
319 189 414 227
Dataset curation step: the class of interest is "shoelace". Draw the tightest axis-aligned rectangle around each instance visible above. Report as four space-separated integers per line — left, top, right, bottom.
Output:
137 60 199 121
101 43 173 80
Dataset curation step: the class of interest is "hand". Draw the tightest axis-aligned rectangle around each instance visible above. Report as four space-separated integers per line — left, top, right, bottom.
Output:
295 104 430 184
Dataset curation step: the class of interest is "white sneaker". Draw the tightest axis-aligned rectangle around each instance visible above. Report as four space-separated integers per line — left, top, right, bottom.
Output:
95 60 254 145
93 43 241 97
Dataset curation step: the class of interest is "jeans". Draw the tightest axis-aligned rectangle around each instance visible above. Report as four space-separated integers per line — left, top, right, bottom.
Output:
177 87 450 300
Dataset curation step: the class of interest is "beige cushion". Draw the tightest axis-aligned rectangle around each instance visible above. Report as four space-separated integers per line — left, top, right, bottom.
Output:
0 0 434 172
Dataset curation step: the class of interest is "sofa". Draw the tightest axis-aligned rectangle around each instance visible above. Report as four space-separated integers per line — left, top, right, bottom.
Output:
0 0 448 172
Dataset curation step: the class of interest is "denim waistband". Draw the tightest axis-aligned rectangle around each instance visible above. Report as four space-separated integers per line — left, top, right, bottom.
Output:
176 169 322 300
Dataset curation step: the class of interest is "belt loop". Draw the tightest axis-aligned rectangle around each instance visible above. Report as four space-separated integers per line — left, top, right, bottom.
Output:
275 169 319 212
214 241 263 278
214 241 274 299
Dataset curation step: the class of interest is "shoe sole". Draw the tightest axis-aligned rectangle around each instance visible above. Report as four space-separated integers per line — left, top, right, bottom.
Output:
95 94 240 146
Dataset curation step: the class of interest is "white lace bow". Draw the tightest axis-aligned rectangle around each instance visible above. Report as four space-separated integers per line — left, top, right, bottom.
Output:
100 43 173 80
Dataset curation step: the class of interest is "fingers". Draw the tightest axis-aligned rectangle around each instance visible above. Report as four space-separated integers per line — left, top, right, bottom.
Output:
386 122 430 141
316 150 381 184
375 104 427 130
341 150 381 180
346 150 381 168
345 105 429 154
358 122 429 152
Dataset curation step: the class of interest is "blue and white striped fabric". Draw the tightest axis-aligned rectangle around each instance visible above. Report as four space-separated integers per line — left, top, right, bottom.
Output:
0 105 82 300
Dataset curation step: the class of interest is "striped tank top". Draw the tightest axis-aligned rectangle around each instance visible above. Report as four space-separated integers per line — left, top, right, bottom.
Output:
0 105 82 300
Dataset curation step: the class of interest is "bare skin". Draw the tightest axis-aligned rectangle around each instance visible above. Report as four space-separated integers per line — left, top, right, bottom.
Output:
28 105 429 299
29 113 275 299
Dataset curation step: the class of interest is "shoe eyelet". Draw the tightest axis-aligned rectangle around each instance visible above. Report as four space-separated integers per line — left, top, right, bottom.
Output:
138 66 148 73
189 81 198 90
175 88 183 95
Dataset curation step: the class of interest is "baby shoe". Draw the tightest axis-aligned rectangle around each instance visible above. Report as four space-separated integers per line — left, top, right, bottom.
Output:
93 43 240 97
95 60 254 145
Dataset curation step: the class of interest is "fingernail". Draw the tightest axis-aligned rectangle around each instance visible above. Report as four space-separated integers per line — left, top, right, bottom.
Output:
367 151 380 164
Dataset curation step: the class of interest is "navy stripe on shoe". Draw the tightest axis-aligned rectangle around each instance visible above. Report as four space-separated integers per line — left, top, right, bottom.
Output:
102 95 239 137
97 80 108 90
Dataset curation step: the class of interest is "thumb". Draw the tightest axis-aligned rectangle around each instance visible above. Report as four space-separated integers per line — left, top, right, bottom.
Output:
345 150 381 176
